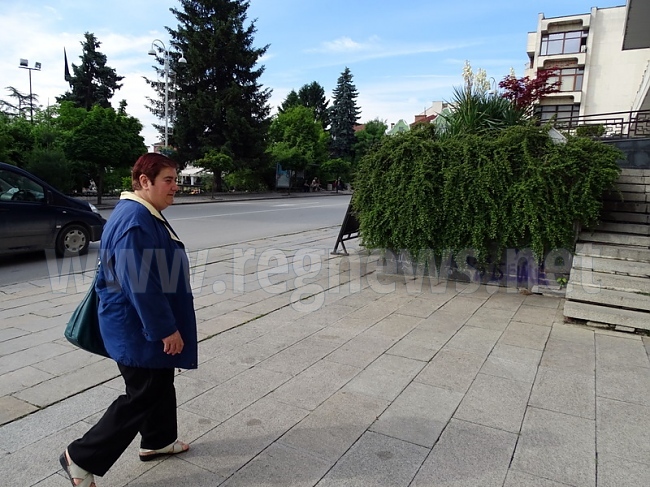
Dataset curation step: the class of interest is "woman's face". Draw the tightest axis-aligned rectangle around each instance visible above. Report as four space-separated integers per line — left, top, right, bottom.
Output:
140 167 178 211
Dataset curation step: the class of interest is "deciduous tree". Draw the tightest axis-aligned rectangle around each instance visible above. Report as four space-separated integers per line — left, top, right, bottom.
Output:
498 68 560 114
267 105 328 191
62 103 146 203
195 149 234 196
353 119 387 166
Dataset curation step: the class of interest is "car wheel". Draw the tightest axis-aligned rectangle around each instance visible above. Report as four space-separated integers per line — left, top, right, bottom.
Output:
55 224 90 257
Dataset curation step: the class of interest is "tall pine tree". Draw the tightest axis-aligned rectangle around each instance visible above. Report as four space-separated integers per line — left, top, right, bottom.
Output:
329 67 360 160
278 82 329 130
57 33 124 110
278 90 300 114
298 82 329 130
168 0 272 169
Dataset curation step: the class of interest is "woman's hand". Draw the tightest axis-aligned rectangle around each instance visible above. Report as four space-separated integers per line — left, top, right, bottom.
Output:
162 330 184 355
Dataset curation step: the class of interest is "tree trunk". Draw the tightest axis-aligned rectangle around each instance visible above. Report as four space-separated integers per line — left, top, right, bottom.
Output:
215 172 222 192
96 171 103 205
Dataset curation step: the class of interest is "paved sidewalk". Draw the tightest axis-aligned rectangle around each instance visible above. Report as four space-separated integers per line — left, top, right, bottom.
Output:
1 226 649 486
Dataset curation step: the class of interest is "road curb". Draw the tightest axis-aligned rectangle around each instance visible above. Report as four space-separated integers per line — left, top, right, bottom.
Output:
93 191 352 210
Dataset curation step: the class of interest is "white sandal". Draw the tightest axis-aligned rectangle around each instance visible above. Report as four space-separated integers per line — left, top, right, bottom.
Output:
139 439 189 462
59 450 96 487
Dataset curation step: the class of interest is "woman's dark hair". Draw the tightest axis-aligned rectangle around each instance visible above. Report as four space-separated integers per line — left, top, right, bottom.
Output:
131 153 178 190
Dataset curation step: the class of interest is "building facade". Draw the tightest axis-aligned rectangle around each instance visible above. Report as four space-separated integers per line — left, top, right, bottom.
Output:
526 3 650 126
386 119 410 135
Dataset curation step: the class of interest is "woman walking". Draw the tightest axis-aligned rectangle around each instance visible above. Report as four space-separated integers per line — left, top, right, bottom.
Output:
60 153 198 486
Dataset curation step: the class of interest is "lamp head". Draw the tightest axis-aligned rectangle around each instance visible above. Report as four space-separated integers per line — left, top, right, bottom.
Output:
34 62 42 70
19 58 28 68
178 54 187 64
147 49 157 56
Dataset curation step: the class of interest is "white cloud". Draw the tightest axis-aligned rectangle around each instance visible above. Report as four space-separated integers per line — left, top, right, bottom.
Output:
318 36 374 53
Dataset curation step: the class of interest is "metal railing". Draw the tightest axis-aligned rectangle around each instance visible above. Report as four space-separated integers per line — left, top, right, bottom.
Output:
542 109 650 138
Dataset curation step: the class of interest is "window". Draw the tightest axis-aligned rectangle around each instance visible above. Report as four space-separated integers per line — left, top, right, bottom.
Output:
0 169 45 202
548 67 584 92
540 31 587 55
535 104 580 123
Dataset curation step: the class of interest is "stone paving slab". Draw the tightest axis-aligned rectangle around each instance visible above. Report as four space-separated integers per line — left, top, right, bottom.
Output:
504 470 574 486
512 407 596 486
1 223 649 486
317 431 429 487
183 395 308 478
369 381 463 448
415 348 487 393
412 419 517 486
479 343 542 384
529 366 596 419
596 397 650 466
453 372 531 433
597 456 650 487
280 390 388 463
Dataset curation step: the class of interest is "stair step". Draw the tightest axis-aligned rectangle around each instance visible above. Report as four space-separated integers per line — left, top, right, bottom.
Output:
601 212 650 224
566 283 650 311
578 231 650 247
620 168 650 177
603 191 648 203
569 269 650 294
575 242 650 263
588 222 650 235
615 183 650 193
564 300 650 331
571 255 650 277
616 175 650 185
601 201 649 214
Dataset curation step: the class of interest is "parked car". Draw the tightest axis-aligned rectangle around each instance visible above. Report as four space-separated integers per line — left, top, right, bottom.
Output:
0 162 106 257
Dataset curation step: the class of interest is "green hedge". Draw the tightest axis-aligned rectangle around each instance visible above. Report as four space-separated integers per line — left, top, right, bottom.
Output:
353 125 622 263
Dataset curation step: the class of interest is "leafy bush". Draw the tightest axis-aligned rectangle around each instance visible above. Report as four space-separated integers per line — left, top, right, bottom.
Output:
224 168 269 192
353 125 622 263
575 124 605 138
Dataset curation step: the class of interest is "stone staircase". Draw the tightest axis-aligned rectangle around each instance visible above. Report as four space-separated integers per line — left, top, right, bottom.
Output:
563 168 650 332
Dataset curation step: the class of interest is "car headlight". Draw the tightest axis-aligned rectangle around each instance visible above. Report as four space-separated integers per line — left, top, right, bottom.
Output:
89 203 100 214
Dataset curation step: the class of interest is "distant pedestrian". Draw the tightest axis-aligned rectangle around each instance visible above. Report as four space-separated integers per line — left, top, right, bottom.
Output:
60 153 198 487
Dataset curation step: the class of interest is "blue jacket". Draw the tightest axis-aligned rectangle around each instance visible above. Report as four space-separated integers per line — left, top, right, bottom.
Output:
96 193 198 369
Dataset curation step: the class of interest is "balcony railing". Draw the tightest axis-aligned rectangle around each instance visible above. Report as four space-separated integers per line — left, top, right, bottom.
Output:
543 109 650 139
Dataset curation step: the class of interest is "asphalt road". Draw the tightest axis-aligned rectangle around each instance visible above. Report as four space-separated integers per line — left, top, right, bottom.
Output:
0 195 351 287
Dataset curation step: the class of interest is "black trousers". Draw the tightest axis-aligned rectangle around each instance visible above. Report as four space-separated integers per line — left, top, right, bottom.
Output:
67 364 177 476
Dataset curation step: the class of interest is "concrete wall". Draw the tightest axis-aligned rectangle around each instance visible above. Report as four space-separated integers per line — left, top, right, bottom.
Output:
583 7 650 115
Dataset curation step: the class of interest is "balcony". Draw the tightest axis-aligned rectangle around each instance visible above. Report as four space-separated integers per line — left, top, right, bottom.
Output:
545 109 650 138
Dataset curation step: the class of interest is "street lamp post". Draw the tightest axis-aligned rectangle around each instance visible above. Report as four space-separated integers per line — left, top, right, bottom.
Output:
18 59 41 122
148 40 186 149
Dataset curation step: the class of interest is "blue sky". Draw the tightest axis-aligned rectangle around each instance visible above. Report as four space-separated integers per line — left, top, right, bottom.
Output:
0 0 625 150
